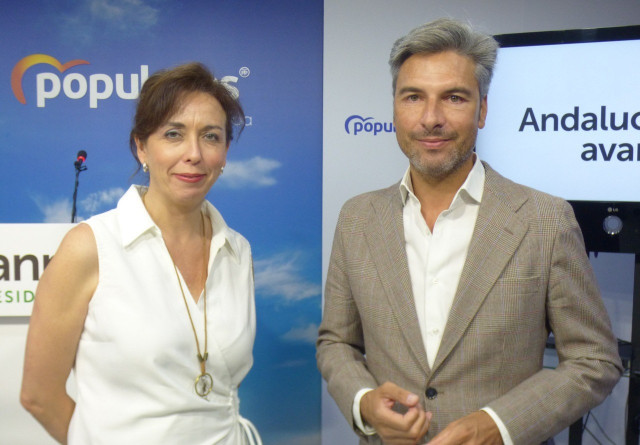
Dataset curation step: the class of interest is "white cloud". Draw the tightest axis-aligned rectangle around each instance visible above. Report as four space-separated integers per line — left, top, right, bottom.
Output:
89 0 159 29
32 187 124 223
281 323 318 344
57 0 159 45
39 199 73 223
80 187 125 213
254 252 320 301
219 156 281 189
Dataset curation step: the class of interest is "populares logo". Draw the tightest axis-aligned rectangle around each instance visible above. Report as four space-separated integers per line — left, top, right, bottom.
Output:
11 54 147 108
11 54 244 109
344 115 395 136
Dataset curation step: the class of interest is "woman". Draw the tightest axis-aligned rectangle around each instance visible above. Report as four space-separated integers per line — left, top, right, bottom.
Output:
21 62 261 445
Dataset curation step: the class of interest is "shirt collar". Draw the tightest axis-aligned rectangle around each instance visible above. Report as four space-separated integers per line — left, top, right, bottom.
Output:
399 155 485 206
117 185 241 262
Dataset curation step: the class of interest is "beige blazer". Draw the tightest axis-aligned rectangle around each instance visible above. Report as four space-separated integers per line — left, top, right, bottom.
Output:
317 163 622 444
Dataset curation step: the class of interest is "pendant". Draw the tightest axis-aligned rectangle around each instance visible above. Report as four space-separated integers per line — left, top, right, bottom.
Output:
195 372 213 397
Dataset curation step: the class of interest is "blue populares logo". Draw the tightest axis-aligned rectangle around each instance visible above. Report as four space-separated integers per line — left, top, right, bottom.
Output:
344 115 395 136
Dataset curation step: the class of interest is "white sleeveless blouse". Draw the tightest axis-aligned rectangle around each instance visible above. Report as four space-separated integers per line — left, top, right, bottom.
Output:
68 185 256 445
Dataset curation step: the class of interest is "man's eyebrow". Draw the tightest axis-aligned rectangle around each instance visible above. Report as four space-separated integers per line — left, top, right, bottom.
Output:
443 86 474 96
396 86 423 95
395 86 475 96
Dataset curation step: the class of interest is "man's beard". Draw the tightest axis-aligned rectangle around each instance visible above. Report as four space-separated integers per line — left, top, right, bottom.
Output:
403 129 474 180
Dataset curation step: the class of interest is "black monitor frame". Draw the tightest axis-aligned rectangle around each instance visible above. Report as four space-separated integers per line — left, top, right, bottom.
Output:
493 25 640 445
495 24 640 47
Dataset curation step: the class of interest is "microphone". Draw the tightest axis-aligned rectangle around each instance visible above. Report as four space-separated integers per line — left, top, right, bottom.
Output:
71 150 88 223
74 150 87 169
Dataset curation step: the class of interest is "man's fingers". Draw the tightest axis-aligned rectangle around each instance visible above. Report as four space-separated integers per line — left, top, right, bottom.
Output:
378 408 430 445
361 382 431 444
409 409 431 439
428 411 502 445
379 381 420 407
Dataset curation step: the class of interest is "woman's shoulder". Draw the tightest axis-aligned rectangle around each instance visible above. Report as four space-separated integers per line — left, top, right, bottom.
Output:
204 200 252 253
224 225 252 260
57 223 98 269
36 223 98 310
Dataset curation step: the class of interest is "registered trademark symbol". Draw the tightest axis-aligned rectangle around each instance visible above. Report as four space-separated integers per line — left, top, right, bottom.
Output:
239 67 250 78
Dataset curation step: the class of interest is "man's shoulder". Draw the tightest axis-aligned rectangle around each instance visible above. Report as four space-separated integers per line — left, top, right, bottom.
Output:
484 163 566 204
483 163 570 217
340 183 399 216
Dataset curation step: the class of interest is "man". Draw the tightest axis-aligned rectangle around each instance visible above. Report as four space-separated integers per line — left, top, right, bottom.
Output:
317 18 622 444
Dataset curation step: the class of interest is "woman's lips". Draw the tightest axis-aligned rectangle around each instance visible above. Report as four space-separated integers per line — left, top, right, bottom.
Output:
175 173 205 183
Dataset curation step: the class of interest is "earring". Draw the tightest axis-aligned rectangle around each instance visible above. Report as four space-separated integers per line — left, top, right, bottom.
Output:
142 162 149 173
220 165 225 174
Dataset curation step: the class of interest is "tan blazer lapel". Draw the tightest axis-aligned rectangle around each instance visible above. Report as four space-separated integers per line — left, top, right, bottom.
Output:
432 166 530 372
365 186 430 374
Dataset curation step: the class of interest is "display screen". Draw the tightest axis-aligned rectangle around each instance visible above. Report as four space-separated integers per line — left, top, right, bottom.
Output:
478 26 640 202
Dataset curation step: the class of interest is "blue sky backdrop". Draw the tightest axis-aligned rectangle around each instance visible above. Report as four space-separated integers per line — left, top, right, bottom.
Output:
0 1 323 443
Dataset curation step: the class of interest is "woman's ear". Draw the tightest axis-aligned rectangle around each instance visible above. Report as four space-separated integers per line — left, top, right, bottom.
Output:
135 136 146 164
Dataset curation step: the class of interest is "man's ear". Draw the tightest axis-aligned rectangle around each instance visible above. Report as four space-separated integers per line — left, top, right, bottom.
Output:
478 95 488 129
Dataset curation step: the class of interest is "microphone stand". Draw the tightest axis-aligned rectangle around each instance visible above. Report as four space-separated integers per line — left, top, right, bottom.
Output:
71 160 87 223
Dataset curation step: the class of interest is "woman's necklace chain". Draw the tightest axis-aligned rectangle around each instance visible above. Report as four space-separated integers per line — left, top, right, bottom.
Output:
170 211 213 398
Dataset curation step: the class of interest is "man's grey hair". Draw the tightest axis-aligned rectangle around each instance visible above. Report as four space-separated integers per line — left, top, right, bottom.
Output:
389 18 499 98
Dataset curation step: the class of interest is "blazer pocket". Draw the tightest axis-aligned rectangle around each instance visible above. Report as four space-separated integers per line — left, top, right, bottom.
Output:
475 275 545 333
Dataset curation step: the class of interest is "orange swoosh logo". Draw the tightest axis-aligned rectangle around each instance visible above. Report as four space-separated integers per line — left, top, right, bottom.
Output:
11 54 90 104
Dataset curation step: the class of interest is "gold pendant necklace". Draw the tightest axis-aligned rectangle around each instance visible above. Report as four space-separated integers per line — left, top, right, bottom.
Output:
171 211 212 398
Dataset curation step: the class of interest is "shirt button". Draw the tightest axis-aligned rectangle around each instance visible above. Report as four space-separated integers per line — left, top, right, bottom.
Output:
426 387 438 399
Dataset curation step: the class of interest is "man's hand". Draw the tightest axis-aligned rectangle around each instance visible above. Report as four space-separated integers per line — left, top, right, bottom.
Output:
427 411 502 445
361 381 431 445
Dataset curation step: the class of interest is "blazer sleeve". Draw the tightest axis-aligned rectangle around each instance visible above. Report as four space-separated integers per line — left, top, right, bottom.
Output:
487 198 623 443
316 205 379 430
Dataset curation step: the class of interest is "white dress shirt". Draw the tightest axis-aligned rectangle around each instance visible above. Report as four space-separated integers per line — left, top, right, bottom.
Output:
353 158 513 444
68 185 257 444
402 160 483 369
